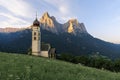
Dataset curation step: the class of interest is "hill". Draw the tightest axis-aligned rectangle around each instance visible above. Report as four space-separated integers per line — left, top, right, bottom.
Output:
0 29 120 59
0 52 120 80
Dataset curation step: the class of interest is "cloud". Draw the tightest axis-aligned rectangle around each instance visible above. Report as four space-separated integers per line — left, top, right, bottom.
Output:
44 0 70 14
0 0 77 27
0 13 31 28
59 5 69 15
0 0 35 27
0 0 34 17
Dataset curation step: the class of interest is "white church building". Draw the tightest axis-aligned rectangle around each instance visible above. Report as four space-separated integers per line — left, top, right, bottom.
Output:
31 17 55 58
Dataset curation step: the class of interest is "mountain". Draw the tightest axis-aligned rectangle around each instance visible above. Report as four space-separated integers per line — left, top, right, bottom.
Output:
0 27 27 33
0 28 120 59
40 12 88 35
0 12 120 59
40 12 62 34
0 29 31 53
64 19 87 35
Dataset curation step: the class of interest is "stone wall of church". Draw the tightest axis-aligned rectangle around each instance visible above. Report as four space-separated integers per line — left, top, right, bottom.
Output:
41 51 49 57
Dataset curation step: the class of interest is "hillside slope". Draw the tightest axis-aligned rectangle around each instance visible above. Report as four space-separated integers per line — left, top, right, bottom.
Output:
0 52 120 80
0 29 120 59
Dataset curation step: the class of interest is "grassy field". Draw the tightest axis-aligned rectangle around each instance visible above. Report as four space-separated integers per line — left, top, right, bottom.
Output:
0 52 120 80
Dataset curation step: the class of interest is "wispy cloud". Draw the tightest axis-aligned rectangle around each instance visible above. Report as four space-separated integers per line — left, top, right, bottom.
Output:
0 0 76 27
0 0 33 17
0 13 31 28
0 0 35 27
43 0 70 14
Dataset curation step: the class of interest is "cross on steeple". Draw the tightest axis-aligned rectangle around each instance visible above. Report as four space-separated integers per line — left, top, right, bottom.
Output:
33 12 40 26
36 11 37 19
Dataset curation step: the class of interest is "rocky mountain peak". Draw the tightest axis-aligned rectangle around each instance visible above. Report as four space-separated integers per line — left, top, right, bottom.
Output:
43 12 50 18
67 21 74 33
68 19 78 25
39 12 88 35
65 19 88 35
40 12 54 27
67 19 78 33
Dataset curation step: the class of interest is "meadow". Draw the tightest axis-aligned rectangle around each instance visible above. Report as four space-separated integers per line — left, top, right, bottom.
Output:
0 52 120 80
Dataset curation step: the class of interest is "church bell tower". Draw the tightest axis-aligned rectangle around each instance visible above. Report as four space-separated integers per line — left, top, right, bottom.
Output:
32 16 41 56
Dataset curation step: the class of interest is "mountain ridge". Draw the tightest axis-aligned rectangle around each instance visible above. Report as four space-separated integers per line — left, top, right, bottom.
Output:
40 12 88 35
0 28 120 59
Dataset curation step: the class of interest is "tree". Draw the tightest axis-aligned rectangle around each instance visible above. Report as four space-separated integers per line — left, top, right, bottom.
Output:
113 59 120 72
28 47 32 55
60 53 74 62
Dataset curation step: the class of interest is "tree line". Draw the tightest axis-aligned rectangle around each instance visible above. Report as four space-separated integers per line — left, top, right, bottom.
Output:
58 53 120 72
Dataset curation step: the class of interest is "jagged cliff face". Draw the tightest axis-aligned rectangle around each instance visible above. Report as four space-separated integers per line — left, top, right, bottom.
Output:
63 19 87 35
40 12 88 35
40 12 59 33
40 12 54 27
67 19 79 33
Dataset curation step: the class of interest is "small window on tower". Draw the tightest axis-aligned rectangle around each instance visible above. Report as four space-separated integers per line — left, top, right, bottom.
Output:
34 37 36 40
34 32 36 35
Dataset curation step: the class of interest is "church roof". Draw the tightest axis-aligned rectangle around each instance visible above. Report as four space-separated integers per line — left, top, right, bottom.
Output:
33 18 40 26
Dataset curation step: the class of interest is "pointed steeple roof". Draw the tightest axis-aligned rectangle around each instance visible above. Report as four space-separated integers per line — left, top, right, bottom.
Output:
33 18 40 26
33 12 40 26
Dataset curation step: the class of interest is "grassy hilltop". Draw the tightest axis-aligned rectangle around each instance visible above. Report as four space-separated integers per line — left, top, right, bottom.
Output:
0 52 120 80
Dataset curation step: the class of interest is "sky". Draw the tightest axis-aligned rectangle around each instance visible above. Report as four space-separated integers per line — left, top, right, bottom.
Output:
0 0 120 43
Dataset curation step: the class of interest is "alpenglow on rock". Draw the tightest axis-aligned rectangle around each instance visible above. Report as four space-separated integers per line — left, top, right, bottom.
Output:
40 12 88 35
40 12 58 33
63 19 88 35
40 12 54 27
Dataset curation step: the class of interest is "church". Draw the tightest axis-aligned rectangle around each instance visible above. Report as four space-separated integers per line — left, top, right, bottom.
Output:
31 17 55 58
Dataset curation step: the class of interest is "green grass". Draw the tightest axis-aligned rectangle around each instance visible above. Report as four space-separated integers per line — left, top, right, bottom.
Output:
0 52 120 80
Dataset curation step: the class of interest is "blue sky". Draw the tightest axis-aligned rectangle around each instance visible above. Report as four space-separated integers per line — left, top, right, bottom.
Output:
0 0 120 43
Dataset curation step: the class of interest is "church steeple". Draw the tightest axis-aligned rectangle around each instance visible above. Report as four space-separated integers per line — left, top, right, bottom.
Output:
33 18 40 26
32 13 41 56
33 13 40 26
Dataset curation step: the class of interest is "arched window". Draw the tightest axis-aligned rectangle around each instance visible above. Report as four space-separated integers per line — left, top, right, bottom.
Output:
34 32 36 35
34 37 36 40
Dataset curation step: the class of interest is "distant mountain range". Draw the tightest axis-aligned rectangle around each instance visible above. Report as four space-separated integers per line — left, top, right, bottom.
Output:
0 12 120 59
0 27 28 33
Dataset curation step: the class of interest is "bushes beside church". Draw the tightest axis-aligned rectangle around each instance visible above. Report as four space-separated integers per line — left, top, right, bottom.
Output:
58 53 120 72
